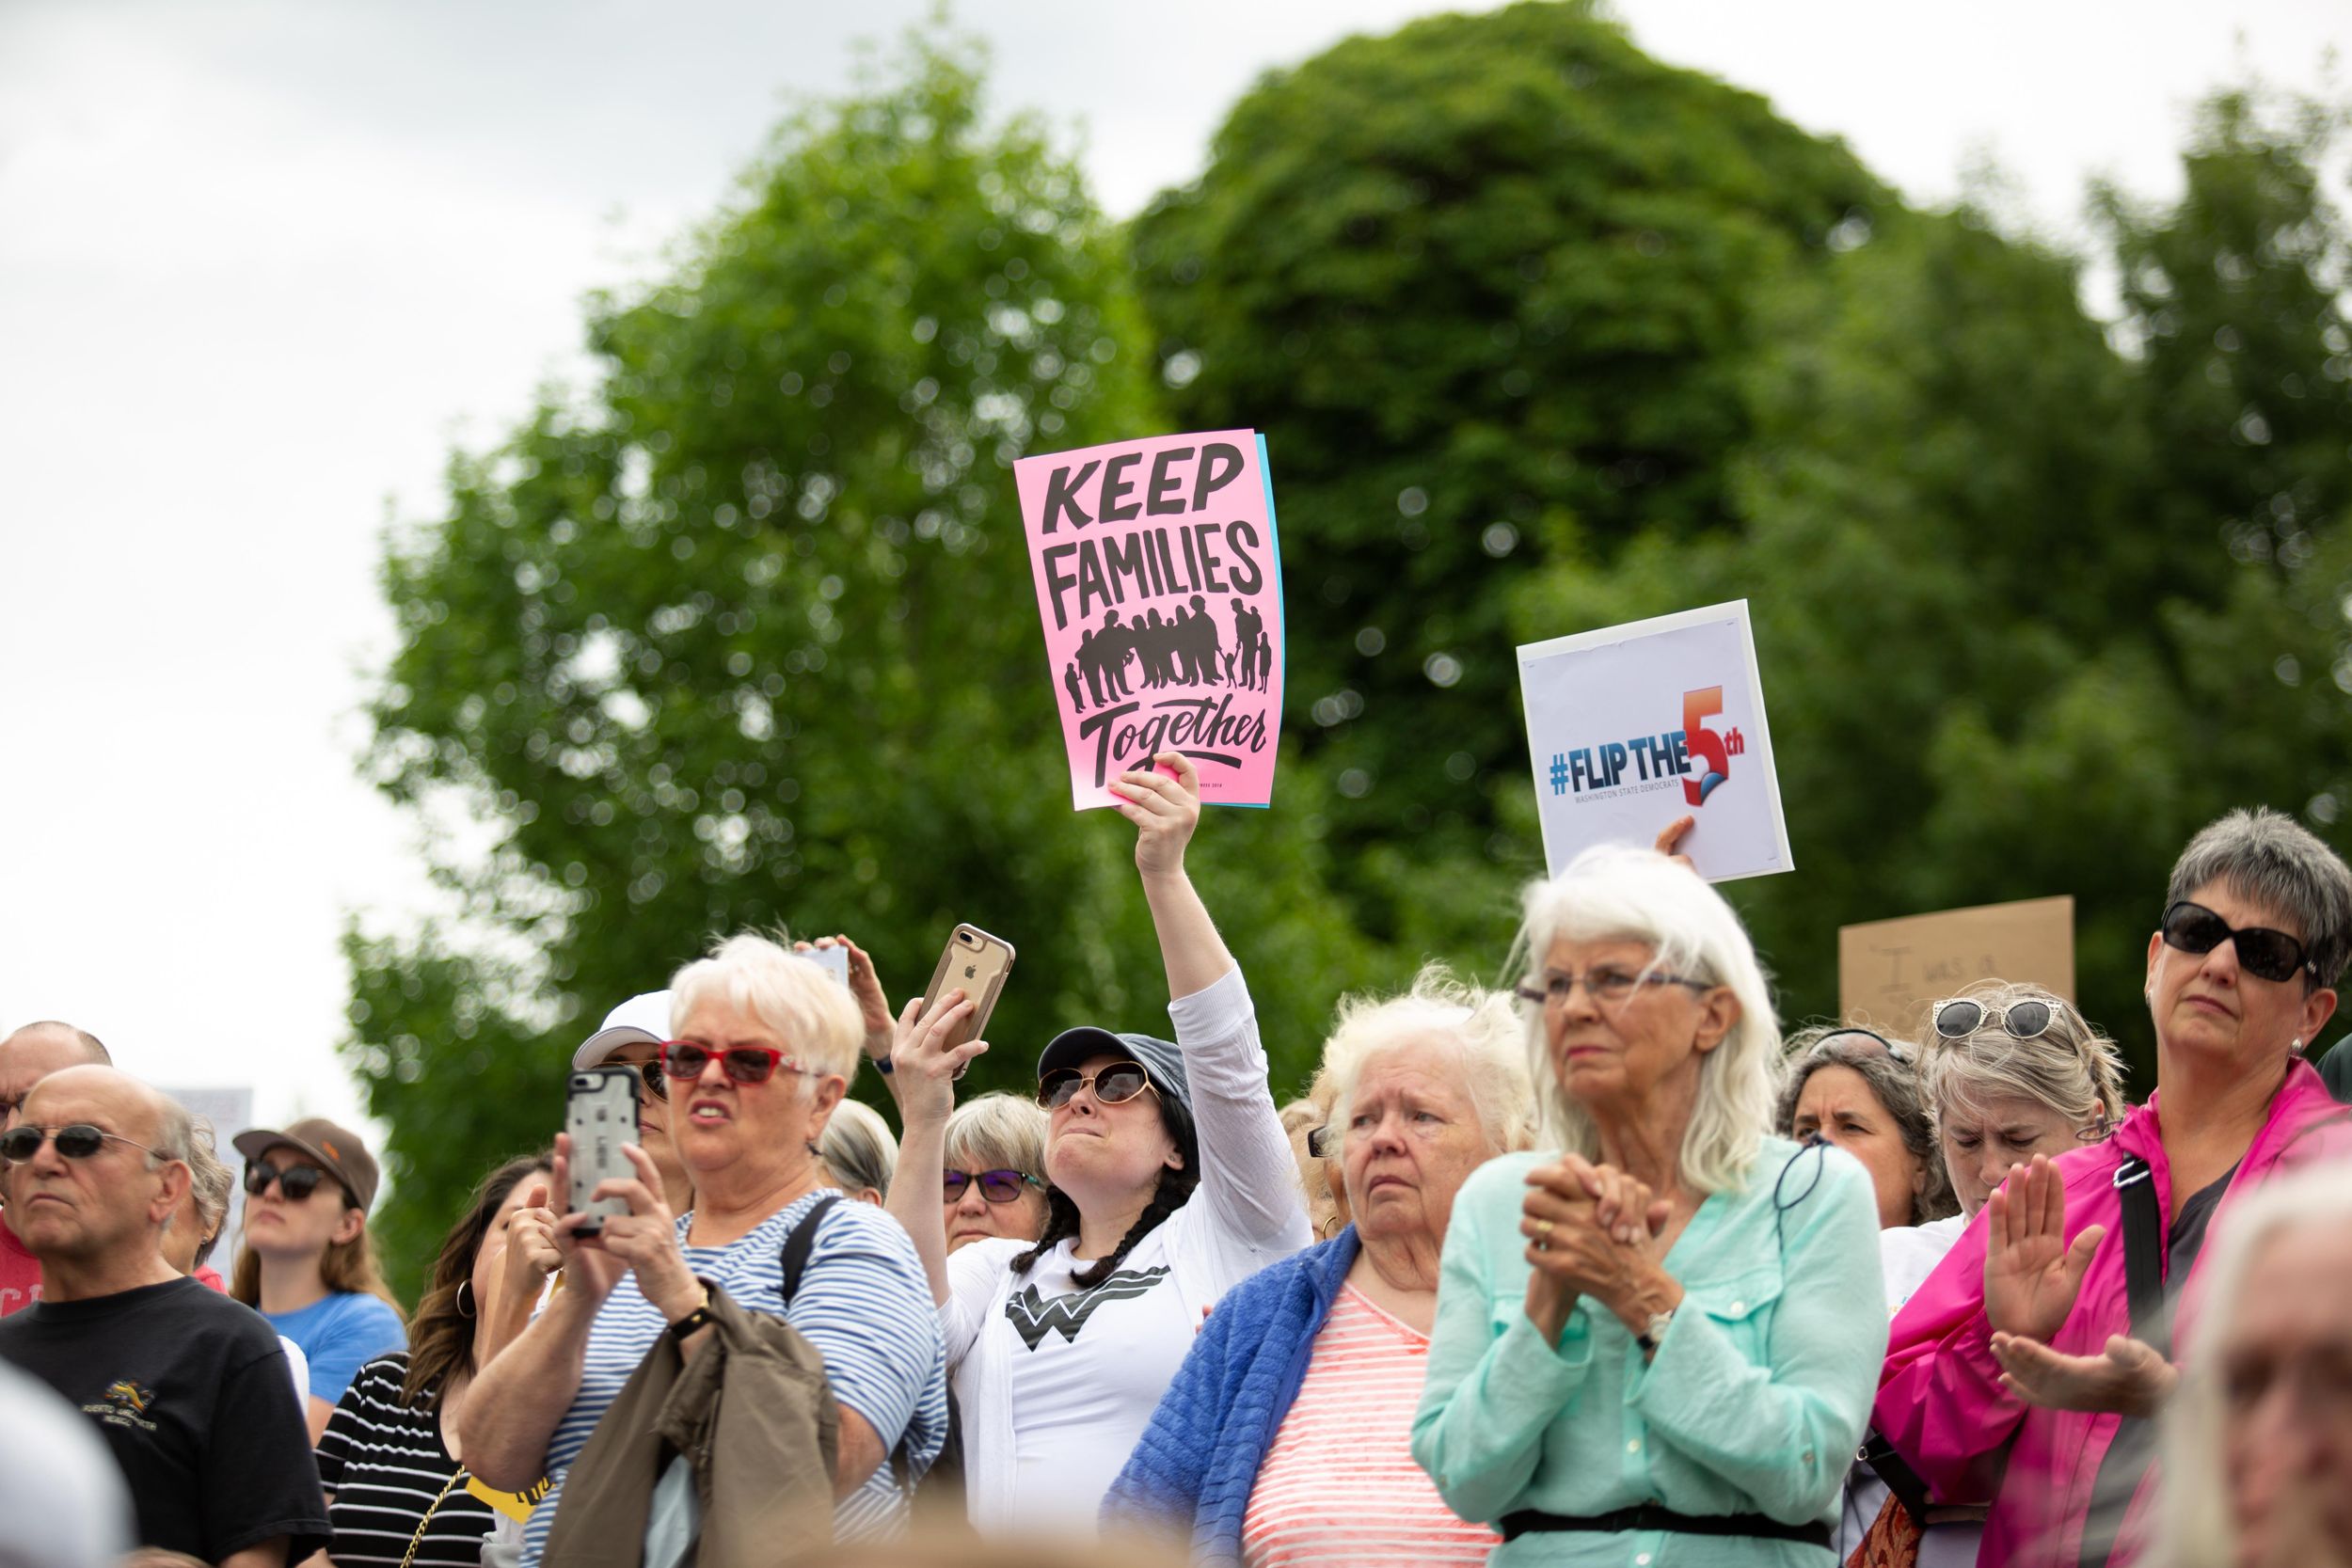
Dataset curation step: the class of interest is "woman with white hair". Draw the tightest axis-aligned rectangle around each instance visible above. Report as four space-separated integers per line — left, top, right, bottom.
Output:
458 934 951 1562
1412 843 1887 1564
2152 1162 2352 1568
1102 965 1534 1564
820 1099 900 1206
939 1093 1050 1250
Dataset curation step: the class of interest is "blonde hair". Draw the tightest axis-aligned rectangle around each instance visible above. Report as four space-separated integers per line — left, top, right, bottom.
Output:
818 1099 898 1198
1319 963 1537 1155
1512 844 1779 1196
1922 980 2125 1135
1279 1088 1341 1240
2154 1162 2352 1566
183 1116 234 1269
669 931 865 1081
944 1092 1047 1182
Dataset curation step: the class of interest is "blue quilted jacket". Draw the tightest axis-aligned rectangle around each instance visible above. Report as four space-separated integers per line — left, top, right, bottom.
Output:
1101 1228 1359 1564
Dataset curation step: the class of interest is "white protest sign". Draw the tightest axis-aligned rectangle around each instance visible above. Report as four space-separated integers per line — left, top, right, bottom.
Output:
1517 600 1791 881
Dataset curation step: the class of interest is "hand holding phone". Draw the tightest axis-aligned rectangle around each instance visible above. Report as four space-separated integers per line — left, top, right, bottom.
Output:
564 1068 639 1236
919 925 1015 1058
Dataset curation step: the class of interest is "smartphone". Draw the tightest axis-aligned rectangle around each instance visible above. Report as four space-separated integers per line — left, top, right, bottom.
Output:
919 924 1016 1051
565 1067 640 1236
805 944 851 988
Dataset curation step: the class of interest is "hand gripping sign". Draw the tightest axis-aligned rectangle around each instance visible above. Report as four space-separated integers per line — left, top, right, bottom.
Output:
1517 600 1792 881
1014 431 1285 810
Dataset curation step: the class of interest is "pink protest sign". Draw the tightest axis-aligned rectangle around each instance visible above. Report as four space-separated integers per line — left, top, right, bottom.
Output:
1014 430 1285 809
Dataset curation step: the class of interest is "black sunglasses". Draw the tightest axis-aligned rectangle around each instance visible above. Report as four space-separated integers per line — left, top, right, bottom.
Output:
2161 899 2315 985
1306 1125 1334 1160
0 1123 157 1163
1037 1062 1156 1110
244 1162 332 1201
943 1168 1042 1204
1933 999 2055 1042
1812 1026 1909 1063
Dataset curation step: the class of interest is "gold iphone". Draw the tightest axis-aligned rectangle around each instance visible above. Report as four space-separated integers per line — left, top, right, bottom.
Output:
919 924 1016 1051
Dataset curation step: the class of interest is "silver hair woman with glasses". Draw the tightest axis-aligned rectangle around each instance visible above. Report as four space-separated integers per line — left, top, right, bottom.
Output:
1413 843 1887 1566
1879 808 2352 1568
937 1093 1050 1250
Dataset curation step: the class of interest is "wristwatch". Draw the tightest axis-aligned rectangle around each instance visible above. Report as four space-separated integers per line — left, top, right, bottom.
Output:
666 1283 714 1343
1636 1307 1675 1354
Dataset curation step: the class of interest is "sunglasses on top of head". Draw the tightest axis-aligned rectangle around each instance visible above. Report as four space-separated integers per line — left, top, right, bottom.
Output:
943 1168 1044 1204
2159 900 2316 986
1036 1062 1157 1111
1933 999 2056 1043
244 1162 333 1201
0 1123 158 1164
659 1040 807 1086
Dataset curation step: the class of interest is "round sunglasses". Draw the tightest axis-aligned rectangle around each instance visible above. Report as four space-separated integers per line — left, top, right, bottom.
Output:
0 1123 158 1164
2161 899 2315 985
1934 998 2055 1042
659 1040 809 1086
1036 1062 1157 1111
244 1161 336 1201
943 1168 1044 1204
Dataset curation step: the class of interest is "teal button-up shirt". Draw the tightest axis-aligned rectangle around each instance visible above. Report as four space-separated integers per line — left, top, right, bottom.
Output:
1411 1139 1887 1566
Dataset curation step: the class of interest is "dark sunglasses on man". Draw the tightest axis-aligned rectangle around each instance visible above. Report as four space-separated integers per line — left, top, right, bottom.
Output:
244 1161 334 1201
0 1123 159 1164
1036 1061 1157 1111
943 1168 1044 1204
2159 899 2316 985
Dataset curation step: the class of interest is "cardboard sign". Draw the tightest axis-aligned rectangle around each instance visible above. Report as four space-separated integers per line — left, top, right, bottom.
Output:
1837 895 2077 1034
1517 600 1791 880
1014 431 1284 809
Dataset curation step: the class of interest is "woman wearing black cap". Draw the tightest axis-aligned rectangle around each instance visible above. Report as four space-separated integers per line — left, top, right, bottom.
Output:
230 1117 407 1438
885 752 1313 1536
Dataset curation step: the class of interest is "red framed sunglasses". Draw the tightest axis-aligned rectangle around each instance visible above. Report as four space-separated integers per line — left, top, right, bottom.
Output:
659 1040 808 1086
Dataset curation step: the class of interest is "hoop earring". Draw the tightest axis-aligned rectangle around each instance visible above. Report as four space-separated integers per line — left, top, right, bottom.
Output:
455 1279 477 1319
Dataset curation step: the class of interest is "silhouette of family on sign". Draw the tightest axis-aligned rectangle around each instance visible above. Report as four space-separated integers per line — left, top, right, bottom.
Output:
1063 594 1274 712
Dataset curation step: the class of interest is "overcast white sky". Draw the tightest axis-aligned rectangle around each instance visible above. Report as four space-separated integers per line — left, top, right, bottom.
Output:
2 0 2344 1158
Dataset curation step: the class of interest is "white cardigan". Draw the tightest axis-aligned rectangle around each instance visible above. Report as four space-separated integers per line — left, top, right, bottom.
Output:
940 965 1311 1532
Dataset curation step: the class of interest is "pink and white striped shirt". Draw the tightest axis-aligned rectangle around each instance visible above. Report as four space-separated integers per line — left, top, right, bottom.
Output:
1241 1285 1502 1568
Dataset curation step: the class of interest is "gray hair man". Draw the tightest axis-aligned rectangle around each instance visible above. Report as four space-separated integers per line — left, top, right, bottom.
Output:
0 1066 328 1567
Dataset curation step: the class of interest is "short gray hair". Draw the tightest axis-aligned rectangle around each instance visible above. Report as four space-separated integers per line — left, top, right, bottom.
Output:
1319 964 1535 1156
2167 807 2352 987
1774 1027 1958 1225
818 1099 898 1197
2155 1162 2352 1566
183 1116 234 1267
1513 844 1780 1196
1923 981 2125 1136
669 931 865 1081
944 1093 1047 1182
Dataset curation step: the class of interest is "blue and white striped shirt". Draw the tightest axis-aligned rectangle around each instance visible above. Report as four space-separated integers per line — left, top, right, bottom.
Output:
520 1190 948 1565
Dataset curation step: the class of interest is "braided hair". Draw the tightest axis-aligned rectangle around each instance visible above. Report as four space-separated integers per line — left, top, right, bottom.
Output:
1013 1090 1200 1289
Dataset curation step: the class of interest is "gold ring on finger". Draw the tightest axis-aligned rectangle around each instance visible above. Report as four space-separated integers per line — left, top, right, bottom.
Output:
1533 1218 1554 1240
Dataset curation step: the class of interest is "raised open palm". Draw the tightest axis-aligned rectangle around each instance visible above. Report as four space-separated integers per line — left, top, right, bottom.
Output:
1983 1154 2106 1343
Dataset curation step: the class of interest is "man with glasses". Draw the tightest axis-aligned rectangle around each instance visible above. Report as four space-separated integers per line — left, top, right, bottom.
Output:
0 1066 327 1565
0 1019 111 1317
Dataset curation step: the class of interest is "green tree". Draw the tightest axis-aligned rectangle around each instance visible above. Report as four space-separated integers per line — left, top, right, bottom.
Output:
345 33 1376 1293
1129 0 1890 948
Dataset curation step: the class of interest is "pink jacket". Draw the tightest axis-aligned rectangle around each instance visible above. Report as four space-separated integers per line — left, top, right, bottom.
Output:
1874 1058 2351 1567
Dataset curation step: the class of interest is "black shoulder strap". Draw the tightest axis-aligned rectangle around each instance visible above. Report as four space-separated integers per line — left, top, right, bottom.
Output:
780 1193 844 1304
2113 1157 2166 1355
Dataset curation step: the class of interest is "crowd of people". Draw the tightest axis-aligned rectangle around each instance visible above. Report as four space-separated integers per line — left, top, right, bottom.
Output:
3 762 2350 1568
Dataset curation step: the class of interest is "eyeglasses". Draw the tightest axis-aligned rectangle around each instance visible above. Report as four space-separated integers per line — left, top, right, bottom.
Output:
1037 1062 1157 1110
1306 1125 1334 1160
1934 998 2057 1041
0 1123 157 1163
943 1168 1043 1204
1514 966 1711 1008
244 1162 332 1201
2161 900 2316 985
659 1040 808 1086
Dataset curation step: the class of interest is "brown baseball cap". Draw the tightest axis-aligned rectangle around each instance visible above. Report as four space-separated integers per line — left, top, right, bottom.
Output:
232 1117 381 1214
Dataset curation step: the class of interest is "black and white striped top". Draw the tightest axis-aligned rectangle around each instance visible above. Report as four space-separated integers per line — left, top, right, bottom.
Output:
315 1354 496 1568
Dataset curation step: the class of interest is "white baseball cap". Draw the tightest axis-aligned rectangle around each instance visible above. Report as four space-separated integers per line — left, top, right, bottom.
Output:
569 990 673 1071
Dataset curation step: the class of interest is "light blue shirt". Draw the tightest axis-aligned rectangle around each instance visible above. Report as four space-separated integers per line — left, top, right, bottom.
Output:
1412 1138 1887 1566
262 1289 407 1406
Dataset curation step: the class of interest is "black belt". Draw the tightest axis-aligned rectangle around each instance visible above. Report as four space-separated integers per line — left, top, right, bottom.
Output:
1500 1506 1832 1549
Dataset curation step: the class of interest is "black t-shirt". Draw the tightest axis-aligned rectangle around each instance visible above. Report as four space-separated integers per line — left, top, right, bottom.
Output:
316 1354 501 1567
0 1275 329 1560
